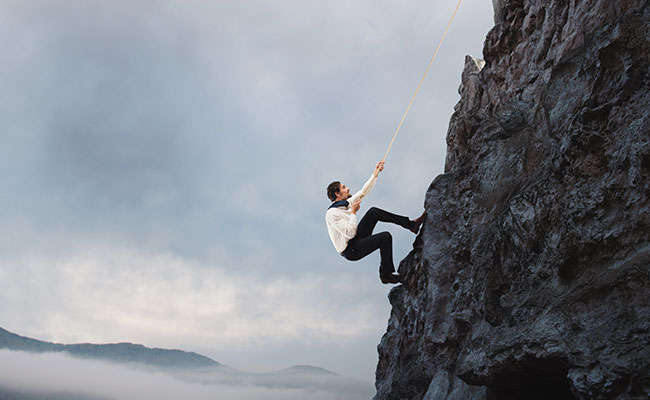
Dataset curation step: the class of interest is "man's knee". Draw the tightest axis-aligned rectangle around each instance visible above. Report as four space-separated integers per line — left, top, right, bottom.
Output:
378 231 392 243
369 206 387 216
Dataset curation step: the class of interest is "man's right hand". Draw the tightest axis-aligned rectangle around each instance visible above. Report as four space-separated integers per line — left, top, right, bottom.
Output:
350 198 361 214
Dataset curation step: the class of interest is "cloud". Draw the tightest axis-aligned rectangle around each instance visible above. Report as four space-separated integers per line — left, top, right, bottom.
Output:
0 245 387 348
0 350 373 400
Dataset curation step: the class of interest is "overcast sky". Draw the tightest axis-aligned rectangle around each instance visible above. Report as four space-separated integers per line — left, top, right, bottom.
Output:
0 0 494 384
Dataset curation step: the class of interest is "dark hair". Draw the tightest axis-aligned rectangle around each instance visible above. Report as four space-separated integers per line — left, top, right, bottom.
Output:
326 181 341 202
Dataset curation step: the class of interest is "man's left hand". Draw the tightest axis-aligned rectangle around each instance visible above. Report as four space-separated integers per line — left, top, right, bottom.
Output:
374 161 385 176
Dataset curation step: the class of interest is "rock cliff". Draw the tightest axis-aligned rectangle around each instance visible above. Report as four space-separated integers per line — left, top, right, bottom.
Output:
375 1 650 399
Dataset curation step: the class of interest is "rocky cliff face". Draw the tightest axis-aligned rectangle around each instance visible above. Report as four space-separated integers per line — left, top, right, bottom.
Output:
375 1 650 399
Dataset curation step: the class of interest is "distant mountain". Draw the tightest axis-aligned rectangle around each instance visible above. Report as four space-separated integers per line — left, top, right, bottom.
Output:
271 364 340 376
0 326 375 399
0 326 218 369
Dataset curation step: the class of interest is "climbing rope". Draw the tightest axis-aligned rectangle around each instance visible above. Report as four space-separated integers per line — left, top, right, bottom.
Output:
381 0 464 162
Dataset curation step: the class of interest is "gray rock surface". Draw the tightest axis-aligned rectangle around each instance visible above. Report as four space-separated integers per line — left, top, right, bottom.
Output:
375 0 650 399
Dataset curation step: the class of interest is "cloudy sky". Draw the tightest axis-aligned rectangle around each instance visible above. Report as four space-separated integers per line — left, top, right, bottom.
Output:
0 0 494 383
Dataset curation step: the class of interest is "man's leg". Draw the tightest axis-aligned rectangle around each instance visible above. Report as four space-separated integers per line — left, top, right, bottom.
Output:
356 207 414 238
343 232 395 277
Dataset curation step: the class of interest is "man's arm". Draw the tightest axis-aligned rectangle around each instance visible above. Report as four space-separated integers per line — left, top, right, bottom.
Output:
349 161 385 203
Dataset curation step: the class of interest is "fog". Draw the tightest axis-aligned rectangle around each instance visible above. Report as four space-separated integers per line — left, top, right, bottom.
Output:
0 350 373 400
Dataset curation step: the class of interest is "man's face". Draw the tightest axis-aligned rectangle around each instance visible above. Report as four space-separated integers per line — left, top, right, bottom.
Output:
336 183 351 200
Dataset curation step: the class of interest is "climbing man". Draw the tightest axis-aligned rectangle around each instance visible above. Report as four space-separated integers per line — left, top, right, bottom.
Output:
325 161 425 284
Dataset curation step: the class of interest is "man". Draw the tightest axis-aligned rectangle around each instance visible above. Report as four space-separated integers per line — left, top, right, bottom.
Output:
325 161 425 284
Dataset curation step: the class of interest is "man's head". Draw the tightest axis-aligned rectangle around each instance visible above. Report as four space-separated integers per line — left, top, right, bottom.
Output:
327 181 351 202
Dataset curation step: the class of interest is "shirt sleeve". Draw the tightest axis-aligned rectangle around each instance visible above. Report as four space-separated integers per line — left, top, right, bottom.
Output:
349 173 378 203
326 210 358 240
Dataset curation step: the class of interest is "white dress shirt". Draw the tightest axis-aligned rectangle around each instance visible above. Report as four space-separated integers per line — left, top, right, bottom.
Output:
325 173 378 253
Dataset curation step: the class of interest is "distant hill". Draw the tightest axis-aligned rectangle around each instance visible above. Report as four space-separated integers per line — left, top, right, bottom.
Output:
271 364 340 376
0 326 219 369
0 326 375 399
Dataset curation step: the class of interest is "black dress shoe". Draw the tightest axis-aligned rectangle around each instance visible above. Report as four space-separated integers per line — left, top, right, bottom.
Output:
410 211 426 234
380 273 401 284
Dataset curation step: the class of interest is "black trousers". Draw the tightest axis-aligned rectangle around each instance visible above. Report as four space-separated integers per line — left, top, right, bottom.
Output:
341 207 414 277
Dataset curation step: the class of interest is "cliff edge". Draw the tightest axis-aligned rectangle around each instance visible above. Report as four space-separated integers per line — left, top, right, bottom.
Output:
375 1 650 399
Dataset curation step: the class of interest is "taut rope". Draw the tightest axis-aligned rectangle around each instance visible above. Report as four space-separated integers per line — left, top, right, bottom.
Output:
381 0 464 162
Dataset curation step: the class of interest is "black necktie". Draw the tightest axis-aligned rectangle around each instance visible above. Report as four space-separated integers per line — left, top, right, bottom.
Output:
328 200 349 209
